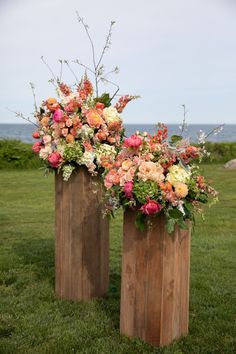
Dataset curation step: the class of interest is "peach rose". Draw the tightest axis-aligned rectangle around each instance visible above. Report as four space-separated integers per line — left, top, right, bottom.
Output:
86 109 104 128
138 161 164 183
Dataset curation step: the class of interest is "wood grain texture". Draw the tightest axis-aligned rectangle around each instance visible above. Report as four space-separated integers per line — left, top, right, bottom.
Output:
55 167 109 301
120 209 191 347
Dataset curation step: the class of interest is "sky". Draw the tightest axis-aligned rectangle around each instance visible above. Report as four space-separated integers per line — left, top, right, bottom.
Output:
0 0 236 125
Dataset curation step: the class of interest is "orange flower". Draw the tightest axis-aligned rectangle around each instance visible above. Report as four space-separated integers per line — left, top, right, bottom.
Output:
96 131 107 141
108 120 121 131
66 134 75 143
86 109 104 128
46 98 60 111
159 181 172 192
40 116 50 127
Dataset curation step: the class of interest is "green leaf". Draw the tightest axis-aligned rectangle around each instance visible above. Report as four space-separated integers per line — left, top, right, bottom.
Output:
95 93 111 107
169 208 183 219
166 218 176 234
170 135 182 144
184 201 194 212
177 218 188 229
135 213 146 232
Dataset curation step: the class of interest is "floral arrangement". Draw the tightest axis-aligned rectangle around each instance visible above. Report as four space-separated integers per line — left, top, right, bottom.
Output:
31 79 136 180
11 14 138 181
103 124 218 233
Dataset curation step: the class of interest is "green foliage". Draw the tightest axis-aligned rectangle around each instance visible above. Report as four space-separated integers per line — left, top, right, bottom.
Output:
133 180 159 204
94 93 111 107
135 212 146 232
63 141 83 162
0 140 43 169
0 166 235 353
201 142 236 163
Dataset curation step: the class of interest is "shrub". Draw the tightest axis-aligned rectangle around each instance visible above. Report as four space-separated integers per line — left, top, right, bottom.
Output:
0 140 43 169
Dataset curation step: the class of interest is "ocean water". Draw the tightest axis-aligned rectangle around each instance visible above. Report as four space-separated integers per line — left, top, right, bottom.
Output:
0 123 235 143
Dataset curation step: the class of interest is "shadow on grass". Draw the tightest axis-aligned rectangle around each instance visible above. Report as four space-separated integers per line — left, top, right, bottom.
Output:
12 238 55 285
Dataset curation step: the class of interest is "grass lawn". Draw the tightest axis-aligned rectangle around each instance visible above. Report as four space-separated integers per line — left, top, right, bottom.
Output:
0 165 235 354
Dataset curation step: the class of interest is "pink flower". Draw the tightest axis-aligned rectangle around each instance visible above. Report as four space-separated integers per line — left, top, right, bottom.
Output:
48 152 62 168
32 141 42 153
124 135 142 149
53 109 64 123
123 181 133 199
140 200 162 215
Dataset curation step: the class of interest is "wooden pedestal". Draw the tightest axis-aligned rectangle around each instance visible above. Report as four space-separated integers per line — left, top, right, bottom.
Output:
120 209 191 347
55 167 109 301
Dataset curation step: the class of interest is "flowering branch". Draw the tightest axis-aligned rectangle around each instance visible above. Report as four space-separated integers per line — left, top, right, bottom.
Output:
179 104 188 136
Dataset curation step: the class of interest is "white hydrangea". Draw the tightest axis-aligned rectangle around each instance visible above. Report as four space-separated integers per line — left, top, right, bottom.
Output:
62 165 75 181
103 107 121 124
77 124 94 139
95 144 116 164
78 151 96 173
166 165 191 185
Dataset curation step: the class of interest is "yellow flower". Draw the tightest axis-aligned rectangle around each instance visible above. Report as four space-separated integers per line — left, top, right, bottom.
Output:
174 182 189 198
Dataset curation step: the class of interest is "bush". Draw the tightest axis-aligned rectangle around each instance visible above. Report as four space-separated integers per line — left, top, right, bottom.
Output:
0 140 43 169
0 140 235 169
202 142 236 163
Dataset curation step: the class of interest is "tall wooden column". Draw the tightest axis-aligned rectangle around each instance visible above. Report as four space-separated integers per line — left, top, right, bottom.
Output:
55 167 109 301
120 209 191 347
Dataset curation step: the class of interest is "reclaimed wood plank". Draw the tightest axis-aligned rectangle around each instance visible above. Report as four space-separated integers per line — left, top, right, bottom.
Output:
120 210 191 347
55 167 109 301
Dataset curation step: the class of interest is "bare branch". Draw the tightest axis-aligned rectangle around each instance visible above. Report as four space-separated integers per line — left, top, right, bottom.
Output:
179 104 188 136
73 59 95 74
64 60 79 84
59 59 63 82
100 76 120 102
29 82 38 112
6 108 39 127
96 21 116 71
41 56 58 83
76 12 98 95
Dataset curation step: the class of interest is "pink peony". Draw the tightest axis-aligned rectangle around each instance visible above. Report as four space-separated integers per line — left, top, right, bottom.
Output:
123 181 133 199
140 200 162 215
124 134 142 148
53 109 64 123
48 152 62 168
32 141 42 153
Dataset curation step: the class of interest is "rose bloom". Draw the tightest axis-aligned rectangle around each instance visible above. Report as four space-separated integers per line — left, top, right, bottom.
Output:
65 118 73 127
48 151 62 168
124 135 142 149
123 181 133 199
42 135 52 145
40 116 50 127
140 200 162 215
32 131 40 139
121 160 133 171
86 109 104 128
53 109 64 123
138 161 164 183
46 97 60 111
66 134 75 143
32 141 42 153
61 128 69 137
104 169 120 189
39 146 52 160
174 182 189 198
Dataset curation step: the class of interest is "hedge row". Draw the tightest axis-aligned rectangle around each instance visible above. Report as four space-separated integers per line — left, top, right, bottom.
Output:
0 140 43 169
0 140 235 170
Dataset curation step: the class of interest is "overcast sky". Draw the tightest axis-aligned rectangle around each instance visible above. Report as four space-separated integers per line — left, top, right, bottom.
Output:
0 0 236 124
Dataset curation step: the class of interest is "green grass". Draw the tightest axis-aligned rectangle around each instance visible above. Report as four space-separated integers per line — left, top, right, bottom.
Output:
0 166 235 353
